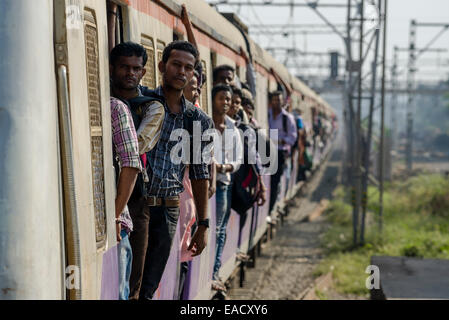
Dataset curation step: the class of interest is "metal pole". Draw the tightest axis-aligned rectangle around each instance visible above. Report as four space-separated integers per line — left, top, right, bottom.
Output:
346 0 358 247
406 20 416 174
360 0 381 245
390 46 398 152
379 0 388 234
354 0 364 247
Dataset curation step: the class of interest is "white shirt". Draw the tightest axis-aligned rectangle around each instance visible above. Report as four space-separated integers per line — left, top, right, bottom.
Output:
215 116 244 185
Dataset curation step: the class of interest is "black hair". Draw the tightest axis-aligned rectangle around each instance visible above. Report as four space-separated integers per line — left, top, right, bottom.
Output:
268 90 283 102
193 70 200 79
213 64 235 83
110 42 148 67
200 72 207 88
212 84 233 101
242 97 254 110
162 40 199 66
241 82 250 91
230 86 242 99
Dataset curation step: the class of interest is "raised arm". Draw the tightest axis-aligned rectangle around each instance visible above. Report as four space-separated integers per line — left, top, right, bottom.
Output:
240 47 257 99
181 4 198 52
270 68 293 98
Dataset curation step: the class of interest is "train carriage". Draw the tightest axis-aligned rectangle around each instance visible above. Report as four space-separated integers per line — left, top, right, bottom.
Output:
0 0 335 300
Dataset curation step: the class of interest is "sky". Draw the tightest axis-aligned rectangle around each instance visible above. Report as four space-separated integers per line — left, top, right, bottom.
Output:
208 0 449 85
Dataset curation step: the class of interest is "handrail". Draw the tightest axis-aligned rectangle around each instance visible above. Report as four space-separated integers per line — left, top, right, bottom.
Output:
57 65 82 300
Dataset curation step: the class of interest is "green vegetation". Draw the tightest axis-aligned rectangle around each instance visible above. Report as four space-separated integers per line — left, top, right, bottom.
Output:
315 174 449 297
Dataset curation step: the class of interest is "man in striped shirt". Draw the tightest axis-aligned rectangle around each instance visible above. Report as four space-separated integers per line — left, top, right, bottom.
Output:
137 41 213 300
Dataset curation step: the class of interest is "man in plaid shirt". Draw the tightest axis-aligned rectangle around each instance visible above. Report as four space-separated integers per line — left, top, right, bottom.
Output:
110 41 212 300
110 96 142 300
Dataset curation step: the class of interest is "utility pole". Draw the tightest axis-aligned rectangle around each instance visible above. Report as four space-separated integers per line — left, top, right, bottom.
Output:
391 46 446 158
405 21 449 174
390 46 398 152
346 0 357 247
405 20 417 174
379 0 388 234
360 0 382 246
353 0 364 248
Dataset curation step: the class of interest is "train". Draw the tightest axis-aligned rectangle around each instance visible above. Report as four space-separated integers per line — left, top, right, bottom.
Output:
0 0 335 299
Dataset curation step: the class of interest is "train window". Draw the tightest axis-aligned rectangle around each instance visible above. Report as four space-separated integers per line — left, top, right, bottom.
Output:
157 40 165 85
141 35 156 89
200 60 209 114
84 9 107 248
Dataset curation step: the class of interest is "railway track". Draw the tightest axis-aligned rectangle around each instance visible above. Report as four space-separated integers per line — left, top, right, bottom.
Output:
227 132 343 300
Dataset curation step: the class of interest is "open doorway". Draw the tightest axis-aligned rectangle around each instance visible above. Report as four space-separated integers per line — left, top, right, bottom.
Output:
106 0 124 53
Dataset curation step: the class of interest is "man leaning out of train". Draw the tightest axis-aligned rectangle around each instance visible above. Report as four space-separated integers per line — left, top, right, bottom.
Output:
267 90 297 216
110 95 142 300
211 84 244 291
114 40 213 300
110 42 162 300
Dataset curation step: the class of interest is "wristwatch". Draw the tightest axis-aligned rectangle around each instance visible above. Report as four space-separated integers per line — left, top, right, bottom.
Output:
197 219 210 229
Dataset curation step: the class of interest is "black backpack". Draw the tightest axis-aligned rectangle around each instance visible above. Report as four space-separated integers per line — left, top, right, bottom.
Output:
231 121 260 216
115 89 213 200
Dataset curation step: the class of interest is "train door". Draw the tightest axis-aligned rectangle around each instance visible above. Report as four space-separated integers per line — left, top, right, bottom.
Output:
54 0 116 299
0 0 65 300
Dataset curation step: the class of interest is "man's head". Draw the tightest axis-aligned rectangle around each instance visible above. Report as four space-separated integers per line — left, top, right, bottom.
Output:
184 70 199 104
213 65 235 86
212 84 233 116
159 40 199 91
242 97 255 120
228 86 242 118
269 91 284 111
110 42 148 90
197 71 207 98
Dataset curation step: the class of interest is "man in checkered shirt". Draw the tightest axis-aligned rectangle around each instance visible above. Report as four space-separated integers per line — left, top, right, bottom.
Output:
110 41 213 300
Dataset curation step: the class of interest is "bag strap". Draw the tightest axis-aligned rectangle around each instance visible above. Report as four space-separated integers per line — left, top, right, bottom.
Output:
183 103 197 164
282 113 288 134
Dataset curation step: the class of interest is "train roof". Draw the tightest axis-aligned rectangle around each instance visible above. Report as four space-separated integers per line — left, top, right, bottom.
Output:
167 0 334 112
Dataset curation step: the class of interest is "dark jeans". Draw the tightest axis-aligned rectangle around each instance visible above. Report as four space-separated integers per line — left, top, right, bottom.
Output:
178 261 189 300
142 205 180 299
178 223 196 300
269 149 287 214
128 197 150 300
128 197 180 300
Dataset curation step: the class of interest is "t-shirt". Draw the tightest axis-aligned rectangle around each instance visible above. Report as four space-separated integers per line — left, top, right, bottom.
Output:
296 116 304 130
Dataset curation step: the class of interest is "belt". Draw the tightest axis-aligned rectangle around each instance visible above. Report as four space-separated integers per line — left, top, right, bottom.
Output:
146 195 180 208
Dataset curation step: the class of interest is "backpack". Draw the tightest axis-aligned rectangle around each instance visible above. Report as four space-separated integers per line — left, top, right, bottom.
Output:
231 121 260 216
118 89 213 200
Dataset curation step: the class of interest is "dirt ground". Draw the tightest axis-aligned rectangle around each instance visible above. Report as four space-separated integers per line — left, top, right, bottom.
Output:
228 133 346 300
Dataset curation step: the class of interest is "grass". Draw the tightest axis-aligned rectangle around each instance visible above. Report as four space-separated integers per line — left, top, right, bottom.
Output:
315 174 449 297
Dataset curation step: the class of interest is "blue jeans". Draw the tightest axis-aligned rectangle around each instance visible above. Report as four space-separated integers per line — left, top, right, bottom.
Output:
213 181 233 280
285 156 292 193
118 229 132 300
269 150 287 214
